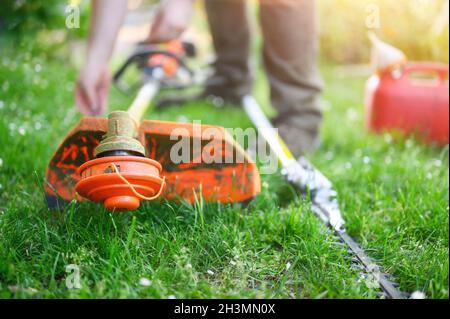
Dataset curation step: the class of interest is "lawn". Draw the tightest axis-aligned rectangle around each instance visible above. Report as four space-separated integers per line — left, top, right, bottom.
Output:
0 35 448 299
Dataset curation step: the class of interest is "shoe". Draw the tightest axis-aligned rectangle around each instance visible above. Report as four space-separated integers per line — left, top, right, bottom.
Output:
202 72 251 105
273 116 321 156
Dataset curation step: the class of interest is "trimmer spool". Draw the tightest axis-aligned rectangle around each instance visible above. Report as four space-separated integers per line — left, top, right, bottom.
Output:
75 111 165 211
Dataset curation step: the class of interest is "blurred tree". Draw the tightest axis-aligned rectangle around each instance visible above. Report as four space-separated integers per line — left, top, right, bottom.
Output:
0 0 89 38
0 0 65 34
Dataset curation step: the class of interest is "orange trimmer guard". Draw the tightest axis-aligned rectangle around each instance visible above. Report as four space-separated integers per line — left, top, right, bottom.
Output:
45 118 261 209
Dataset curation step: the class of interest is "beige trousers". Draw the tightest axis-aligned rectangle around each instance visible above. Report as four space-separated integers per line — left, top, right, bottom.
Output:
204 0 323 154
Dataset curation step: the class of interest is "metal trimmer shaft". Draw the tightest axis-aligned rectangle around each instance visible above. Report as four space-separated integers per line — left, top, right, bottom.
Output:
242 95 406 299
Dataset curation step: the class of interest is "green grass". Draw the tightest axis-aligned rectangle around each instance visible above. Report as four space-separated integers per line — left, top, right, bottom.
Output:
0 36 448 299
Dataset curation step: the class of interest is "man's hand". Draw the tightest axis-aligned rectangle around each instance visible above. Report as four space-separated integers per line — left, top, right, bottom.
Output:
75 65 110 116
148 0 194 43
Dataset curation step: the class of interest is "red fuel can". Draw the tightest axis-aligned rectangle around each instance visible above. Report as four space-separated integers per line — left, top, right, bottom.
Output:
365 62 449 144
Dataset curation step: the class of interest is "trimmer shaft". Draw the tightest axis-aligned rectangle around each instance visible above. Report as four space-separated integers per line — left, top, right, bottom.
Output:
94 111 145 157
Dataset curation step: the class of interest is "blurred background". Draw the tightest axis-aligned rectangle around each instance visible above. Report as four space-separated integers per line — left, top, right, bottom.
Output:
1 0 448 64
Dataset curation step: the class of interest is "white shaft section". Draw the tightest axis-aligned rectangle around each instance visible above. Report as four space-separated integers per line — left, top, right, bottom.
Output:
127 80 160 124
242 95 343 230
242 95 294 167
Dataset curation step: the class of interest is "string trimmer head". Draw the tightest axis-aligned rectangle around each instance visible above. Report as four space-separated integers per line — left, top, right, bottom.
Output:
45 41 260 211
74 111 165 211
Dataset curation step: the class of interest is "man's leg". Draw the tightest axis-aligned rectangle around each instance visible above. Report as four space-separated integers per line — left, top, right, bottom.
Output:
260 0 323 155
204 0 252 102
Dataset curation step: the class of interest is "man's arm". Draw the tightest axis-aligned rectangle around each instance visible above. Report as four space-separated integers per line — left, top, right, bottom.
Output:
85 0 127 73
75 0 127 116
76 0 195 116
